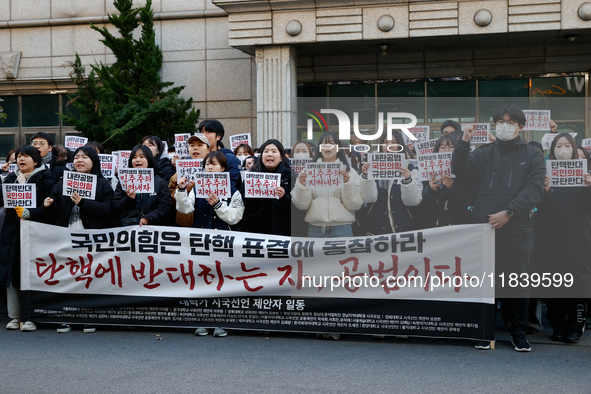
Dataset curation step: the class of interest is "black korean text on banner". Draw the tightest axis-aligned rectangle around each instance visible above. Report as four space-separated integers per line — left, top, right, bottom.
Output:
62 171 97 200
245 172 280 199
367 153 405 180
289 158 311 174
98 154 115 179
2 184 36 208
118 168 155 194
193 172 231 199
461 123 490 144
541 133 578 150
546 159 588 187
176 159 203 183
20 222 496 340
305 162 343 188
64 136 89 152
417 152 454 181
582 138 591 154
174 134 190 158
230 133 251 151
523 110 551 131
413 138 438 155
8 163 17 173
117 151 132 169
402 126 429 145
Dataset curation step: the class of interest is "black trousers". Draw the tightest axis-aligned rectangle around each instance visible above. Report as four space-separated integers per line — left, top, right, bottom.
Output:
547 299 587 336
496 231 533 337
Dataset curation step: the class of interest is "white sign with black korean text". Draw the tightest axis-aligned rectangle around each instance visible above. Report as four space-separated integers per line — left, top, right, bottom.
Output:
62 171 97 200
2 184 36 208
244 172 281 199
118 168 155 194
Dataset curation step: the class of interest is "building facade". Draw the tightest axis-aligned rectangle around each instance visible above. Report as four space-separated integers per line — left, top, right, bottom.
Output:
1 0 590 156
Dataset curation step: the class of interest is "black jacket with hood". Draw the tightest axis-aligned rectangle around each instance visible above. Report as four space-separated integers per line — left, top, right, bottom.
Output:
45 147 114 229
452 136 545 234
0 166 54 287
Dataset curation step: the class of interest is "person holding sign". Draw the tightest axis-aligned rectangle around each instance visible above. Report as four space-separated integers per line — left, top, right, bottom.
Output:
453 104 545 352
356 131 422 236
44 146 114 230
142 135 173 185
241 139 292 236
539 133 591 344
420 135 475 228
1 149 16 181
175 151 244 231
113 145 172 226
292 132 376 238
1 145 54 332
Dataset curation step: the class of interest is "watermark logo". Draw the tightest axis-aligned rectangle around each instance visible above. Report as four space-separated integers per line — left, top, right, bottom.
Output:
305 108 419 142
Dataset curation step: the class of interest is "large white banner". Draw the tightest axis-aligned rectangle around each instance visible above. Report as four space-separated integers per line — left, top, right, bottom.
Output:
21 222 495 303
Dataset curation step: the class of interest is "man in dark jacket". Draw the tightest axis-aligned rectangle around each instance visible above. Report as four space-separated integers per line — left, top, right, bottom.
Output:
31 132 69 183
452 104 545 352
198 119 241 188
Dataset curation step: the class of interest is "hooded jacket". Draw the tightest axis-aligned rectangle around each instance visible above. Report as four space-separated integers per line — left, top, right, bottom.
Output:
0 166 54 287
45 147 114 229
452 136 545 234
154 150 173 186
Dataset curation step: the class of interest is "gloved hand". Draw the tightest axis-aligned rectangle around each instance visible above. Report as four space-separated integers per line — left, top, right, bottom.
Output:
15 207 30 220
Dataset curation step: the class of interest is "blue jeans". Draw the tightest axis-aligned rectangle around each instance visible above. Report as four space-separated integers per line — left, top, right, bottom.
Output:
307 224 353 238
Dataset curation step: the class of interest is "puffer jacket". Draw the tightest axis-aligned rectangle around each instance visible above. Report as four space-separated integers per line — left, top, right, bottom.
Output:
452 136 545 234
46 145 69 183
291 159 377 227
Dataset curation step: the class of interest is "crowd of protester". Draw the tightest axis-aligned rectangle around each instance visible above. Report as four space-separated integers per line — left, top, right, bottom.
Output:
1 106 590 351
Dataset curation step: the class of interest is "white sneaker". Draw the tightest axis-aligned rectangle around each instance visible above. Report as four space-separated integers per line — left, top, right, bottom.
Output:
83 325 96 333
6 318 20 330
57 324 71 333
20 321 37 332
194 327 209 336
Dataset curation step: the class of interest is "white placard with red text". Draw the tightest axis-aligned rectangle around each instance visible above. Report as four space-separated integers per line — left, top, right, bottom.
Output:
230 133 252 151
367 153 405 180
402 126 429 145
2 183 36 208
523 110 551 131
98 154 115 179
62 171 97 200
462 123 490 144
417 152 454 181
305 162 343 188
174 134 190 158
176 159 203 183
546 159 588 187
193 172 231 199
289 158 311 174
64 136 88 152
581 138 591 154
118 168 154 194
413 138 438 156
244 172 280 199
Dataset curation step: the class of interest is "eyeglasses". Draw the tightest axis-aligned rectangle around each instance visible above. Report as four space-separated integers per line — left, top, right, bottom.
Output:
31 141 48 146
495 120 518 126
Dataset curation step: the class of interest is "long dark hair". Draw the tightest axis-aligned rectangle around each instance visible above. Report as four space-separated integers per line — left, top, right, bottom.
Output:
549 133 578 160
128 145 156 169
378 130 415 159
312 132 351 171
252 139 290 173
73 146 103 177
16 145 43 168
141 135 164 158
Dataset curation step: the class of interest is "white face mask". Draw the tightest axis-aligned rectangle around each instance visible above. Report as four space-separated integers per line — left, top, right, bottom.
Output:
292 153 310 160
236 155 247 163
554 146 573 160
495 122 517 141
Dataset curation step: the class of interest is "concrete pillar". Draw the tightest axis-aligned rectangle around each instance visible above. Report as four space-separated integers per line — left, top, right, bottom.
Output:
255 45 297 147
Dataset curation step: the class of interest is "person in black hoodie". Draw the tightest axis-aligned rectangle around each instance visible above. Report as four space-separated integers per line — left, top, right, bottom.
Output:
142 135 173 186
30 132 69 183
1 145 54 332
113 145 172 226
241 139 291 236
198 120 241 189
44 146 114 229
452 104 545 352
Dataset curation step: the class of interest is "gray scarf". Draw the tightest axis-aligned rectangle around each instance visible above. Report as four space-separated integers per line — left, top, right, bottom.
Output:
42 151 53 165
